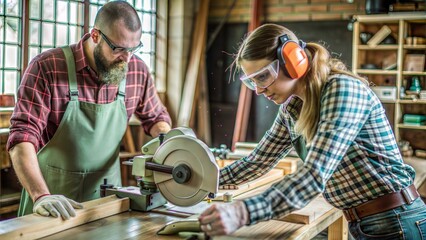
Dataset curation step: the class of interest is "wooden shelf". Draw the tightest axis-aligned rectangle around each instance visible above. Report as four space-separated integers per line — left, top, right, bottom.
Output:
399 100 426 104
0 107 14 112
402 71 426 76
404 44 426 50
358 45 398 50
398 124 426 130
353 14 426 154
0 128 10 135
354 14 426 22
381 100 397 104
356 69 398 75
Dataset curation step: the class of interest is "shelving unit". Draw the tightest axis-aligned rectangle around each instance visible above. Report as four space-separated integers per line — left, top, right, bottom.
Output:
352 13 426 156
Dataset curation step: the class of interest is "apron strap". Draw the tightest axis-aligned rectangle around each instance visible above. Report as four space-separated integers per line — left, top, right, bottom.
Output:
117 79 126 100
292 135 307 161
61 46 78 101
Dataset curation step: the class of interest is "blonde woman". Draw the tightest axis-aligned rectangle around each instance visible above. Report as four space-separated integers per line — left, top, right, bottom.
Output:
199 23 426 239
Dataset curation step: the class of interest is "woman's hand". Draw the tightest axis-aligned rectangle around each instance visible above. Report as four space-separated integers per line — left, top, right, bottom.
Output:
198 200 249 236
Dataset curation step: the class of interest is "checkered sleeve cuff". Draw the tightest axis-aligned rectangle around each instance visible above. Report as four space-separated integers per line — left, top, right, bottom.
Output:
243 194 273 225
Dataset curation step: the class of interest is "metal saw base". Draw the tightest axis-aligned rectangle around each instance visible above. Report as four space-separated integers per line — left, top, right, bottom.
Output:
106 186 167 211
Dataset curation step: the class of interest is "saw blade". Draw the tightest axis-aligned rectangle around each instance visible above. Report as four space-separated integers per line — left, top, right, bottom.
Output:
153 135 219 207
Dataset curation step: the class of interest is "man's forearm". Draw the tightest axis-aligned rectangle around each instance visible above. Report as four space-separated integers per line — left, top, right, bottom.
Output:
9 142 50 202
149 121 171 137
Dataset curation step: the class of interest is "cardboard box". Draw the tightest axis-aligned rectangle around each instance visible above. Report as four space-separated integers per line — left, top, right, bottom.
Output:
404 54 425 72
382 52 397 70
0 111 12 128
0 94 15 107
371 86 397 101
1 134 11 169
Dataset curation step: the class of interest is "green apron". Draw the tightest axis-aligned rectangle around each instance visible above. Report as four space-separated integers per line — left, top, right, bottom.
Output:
18 46 128 216
292 135 307 161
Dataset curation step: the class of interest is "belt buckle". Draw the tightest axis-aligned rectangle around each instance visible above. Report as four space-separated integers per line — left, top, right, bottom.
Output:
401 187 415 205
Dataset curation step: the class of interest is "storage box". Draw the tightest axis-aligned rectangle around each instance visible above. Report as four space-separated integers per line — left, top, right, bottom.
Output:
0 111 12 128
1 134 11 169
404 54 425 72
371 86 397 101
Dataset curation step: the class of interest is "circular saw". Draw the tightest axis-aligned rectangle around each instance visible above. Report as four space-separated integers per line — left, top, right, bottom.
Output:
153 134 219 206
125 127 219 209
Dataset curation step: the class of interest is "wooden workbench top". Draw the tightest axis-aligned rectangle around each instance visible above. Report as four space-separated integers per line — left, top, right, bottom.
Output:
39 208 343 240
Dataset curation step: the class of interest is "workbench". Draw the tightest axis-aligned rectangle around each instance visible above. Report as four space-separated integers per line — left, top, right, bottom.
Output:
1 182 348 240
40 206 345 240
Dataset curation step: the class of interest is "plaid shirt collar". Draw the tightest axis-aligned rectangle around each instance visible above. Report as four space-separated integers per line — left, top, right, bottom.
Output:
74 33 92 72
285 95 303 121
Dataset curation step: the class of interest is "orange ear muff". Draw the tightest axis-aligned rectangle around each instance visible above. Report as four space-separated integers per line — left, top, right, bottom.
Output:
277 34 309 79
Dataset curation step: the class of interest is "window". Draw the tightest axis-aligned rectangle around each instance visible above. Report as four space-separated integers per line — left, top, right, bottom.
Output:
0 0 157 96
0 0 22 94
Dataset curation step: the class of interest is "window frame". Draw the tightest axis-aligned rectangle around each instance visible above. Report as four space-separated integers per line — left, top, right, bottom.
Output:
0 0 163 95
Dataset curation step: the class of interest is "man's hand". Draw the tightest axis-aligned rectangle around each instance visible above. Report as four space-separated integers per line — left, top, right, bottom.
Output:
198 200 249 236
33 195 83 220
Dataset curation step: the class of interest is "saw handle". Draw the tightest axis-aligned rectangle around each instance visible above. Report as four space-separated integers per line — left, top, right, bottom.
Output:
145 162 173 174
145 162 192 184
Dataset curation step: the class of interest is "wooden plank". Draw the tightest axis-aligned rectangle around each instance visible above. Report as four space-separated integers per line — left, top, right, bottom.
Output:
177 0 209 127
0 204 19 215
231 0 263 151
275 157 300 174
280 196 334 224
151 169 284 217
213 169 284 201
328 215 348 240
194 58 211 145
289 208 344 240
0 195 130 240
236 182 334 225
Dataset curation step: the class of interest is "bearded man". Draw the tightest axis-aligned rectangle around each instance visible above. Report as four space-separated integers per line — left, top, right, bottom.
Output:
7 1 171 220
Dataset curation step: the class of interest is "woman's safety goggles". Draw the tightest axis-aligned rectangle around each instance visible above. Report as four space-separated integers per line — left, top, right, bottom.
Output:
240 59 279 90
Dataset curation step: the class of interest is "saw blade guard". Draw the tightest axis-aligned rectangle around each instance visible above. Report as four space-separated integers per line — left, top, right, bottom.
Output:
153 134 219 207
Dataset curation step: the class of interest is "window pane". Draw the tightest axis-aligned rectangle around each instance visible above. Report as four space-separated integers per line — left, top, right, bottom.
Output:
41 47 51 53
69 25 80 43
29 47 39 62
29 20 40 45
0 17 4 41
0 45 3 66
6 0 20 17
89 5 99 27
139 53 151 68
56 24 68 46
30 0 40 19
5 45 18 68
56 1 68 23
70 2 79 24
4 70 17 93
134 0 143 9
42 0 54 21
141 33 151 51
143 0 154 11
142 14 152 31
5 17 19 43
42 22 54 46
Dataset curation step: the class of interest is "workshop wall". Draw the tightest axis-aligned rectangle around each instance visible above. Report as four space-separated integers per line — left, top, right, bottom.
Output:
208 0 366 23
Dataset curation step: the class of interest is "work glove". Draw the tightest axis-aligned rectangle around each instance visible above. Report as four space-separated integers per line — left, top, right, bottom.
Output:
33 194 83 220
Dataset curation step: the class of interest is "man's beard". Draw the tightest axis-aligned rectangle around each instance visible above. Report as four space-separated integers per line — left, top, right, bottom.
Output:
94 44 128 85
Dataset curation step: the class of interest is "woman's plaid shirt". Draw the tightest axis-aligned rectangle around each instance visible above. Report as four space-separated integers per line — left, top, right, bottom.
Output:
220 75 415 225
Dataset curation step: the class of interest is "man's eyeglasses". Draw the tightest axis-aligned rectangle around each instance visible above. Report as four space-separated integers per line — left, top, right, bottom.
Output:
240 59 280 90
96 29 143 54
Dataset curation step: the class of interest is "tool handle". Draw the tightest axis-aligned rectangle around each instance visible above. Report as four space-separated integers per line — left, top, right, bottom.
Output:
145 162 173 174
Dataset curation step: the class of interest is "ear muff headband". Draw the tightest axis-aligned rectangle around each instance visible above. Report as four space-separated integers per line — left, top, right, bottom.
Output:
276 34 309 79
